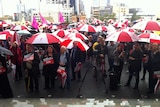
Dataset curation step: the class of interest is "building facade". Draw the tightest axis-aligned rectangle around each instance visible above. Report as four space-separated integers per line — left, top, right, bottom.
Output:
29 0 74 23
112 3 129 21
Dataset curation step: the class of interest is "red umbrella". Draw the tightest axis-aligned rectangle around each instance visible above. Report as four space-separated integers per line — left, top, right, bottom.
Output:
138 33 160 44
25 33 63 44
0 30 15 40
67 28 78 33
77 24 97 32
11 25 31 31
96 26 108 31
0 21 9 27
113 22 126 28
106 29 139 42
132 20 160 31
53 29 70 38
138 33 151 43
60 38 89 51
66 32 88 40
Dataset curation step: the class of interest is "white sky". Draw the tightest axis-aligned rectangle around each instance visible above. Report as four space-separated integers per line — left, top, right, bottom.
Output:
0 0 160 17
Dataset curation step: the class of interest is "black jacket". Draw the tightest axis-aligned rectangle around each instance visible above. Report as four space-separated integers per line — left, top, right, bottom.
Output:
147 51 160 72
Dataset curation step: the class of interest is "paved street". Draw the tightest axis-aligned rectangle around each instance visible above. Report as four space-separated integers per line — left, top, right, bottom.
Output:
5 56 160 99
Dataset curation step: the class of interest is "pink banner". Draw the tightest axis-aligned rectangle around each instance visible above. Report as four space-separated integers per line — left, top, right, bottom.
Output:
32 16 39 30
59 12 65 23
39 13 48 25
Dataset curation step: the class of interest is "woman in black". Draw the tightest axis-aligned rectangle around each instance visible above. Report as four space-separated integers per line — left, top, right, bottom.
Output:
0 54 13 98
42 45 59 89
147 43 160 94
125 43 143 89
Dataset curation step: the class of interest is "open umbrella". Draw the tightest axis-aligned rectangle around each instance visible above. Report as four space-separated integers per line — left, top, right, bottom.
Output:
106 29 139 42
17 30 31 35
0 46 13 56
138 33 160 44
77 24 97 32
96 26 108 31
132 20 160 31
60 38 89 51
25 33 63 44
53 29 70 38
0 30 15 40
66 32 88 40
11 25 31 31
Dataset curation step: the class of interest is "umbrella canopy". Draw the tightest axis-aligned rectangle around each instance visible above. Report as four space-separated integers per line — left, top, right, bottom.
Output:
77 24 97 32
0 46 13 56
17 30 31 35
60 38 89 51
25 33 63 44
96 26 108 31
11 25 31 31
106 29 139 42
66 32 88 40
53 29 70 38
132 20 160 31
0 30 15 40
138 33 160 44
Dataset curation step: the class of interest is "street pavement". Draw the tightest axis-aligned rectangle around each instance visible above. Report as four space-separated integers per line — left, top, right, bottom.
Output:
5 56 160 99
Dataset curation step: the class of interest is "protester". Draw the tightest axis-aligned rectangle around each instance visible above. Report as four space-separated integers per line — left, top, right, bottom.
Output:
147 43 160 94
0 54 13 98
42 45 59 89
107 41 116 72
141 43 150 80
58 46 70 89
70 41 83 81
10 41 23 81
113 43 125 86
95 35 108 76
23 44 40 92
125 42 143 89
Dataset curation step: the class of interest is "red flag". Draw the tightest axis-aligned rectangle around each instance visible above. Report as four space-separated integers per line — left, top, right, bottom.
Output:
57 67 67 88
39 13 48 25
32 16 39 30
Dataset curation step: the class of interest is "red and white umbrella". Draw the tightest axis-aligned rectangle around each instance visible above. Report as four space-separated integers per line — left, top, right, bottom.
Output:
113 22 126 28
0 20 9 27
77 24 97 32
108 19 114 24
11 25 31 31
53 29 70 38
132 20 160 31
138 33 160 44
106 29 139 42
66 32 88 40
60 38 89 51
0 30 15 40
25 33 63 44
96 26 108 31
67 28 78 33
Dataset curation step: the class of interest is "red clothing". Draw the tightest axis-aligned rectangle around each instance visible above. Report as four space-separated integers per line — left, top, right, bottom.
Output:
10 47 22 65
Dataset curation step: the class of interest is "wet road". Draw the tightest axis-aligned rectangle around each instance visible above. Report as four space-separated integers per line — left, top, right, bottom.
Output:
6 56 160 99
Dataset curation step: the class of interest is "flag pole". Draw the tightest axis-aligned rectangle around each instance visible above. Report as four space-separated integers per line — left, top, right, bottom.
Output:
38 0 41 13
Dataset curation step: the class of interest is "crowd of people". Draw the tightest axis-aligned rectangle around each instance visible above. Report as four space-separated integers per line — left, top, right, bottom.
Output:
0 25 160 98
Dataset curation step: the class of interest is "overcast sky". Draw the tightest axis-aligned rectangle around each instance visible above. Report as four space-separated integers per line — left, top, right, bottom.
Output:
0 0 159 17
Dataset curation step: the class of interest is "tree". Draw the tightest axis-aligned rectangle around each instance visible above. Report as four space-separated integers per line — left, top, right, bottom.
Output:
99 13 116 21
131 11 141 22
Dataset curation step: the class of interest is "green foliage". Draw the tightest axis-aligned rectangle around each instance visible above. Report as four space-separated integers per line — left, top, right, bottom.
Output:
99 13 116 21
